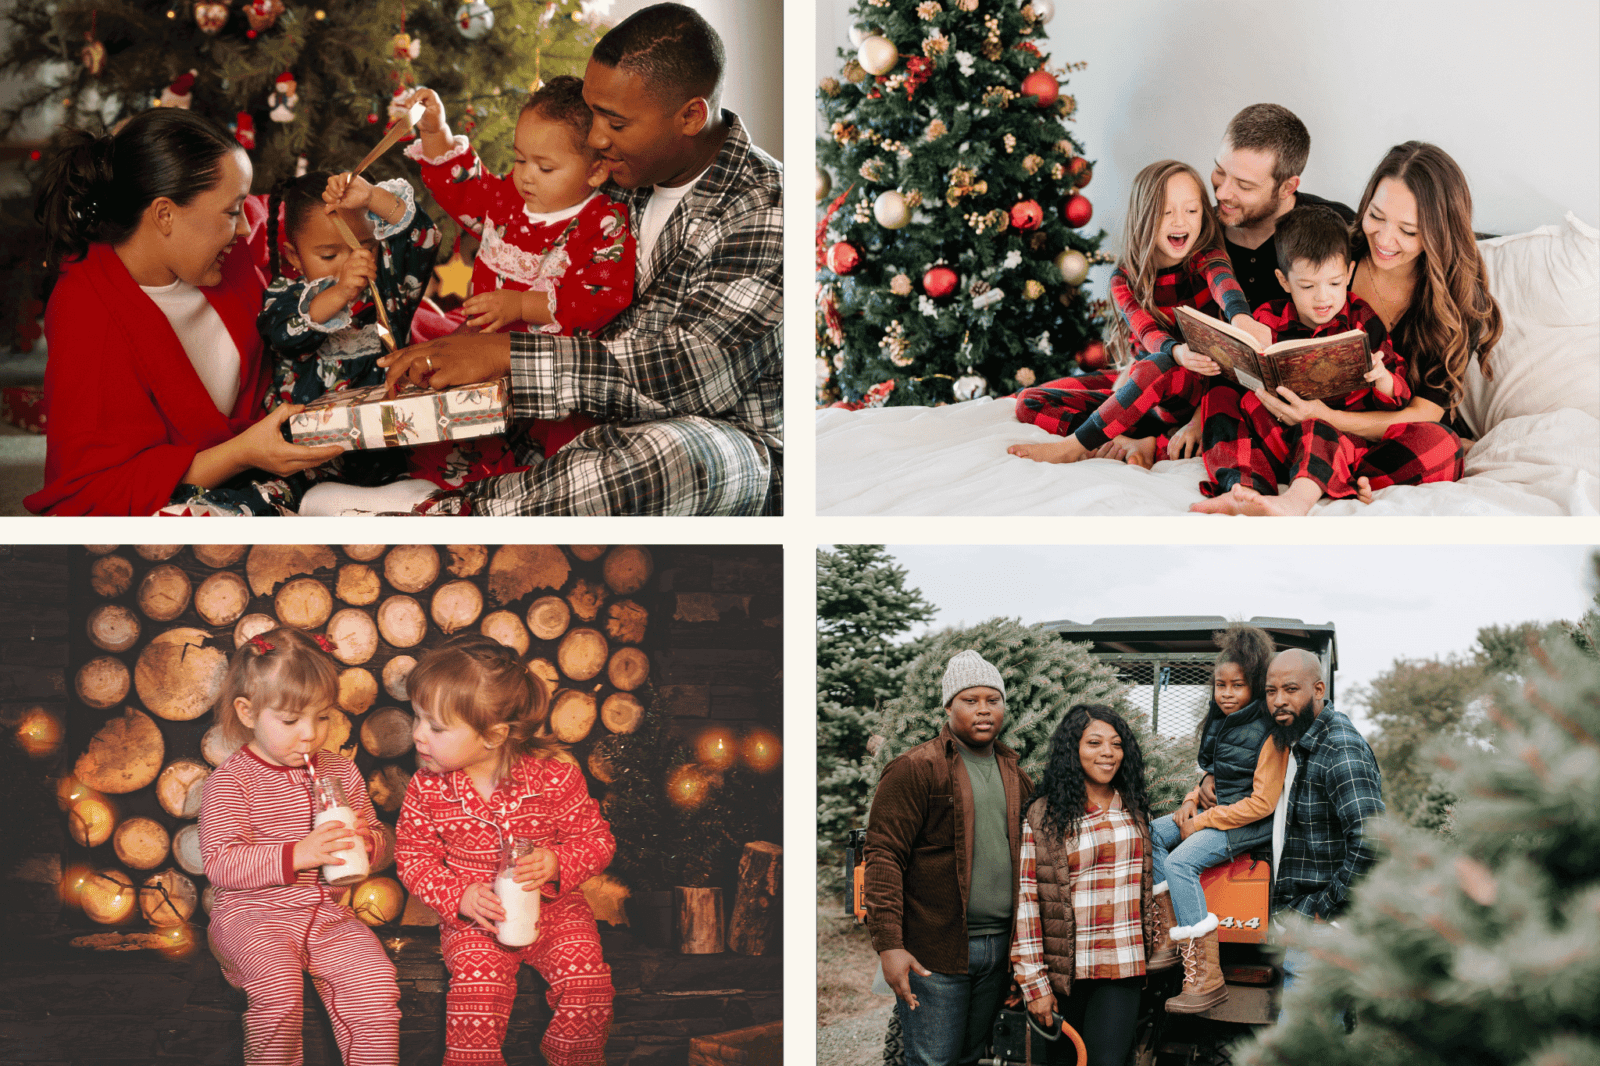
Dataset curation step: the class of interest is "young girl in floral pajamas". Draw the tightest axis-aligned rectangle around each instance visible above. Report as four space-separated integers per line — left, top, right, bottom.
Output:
1009 159 1271 468
198 627 399 1066
397 635 616 1066
405 75 635 459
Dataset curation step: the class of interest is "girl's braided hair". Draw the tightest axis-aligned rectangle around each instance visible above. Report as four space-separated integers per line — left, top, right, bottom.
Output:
265 169 335 279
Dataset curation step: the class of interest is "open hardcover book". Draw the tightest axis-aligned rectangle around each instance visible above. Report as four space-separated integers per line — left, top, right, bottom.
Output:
1175 305 1372 400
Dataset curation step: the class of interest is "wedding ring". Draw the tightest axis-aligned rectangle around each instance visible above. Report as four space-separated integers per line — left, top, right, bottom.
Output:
426 356 434 370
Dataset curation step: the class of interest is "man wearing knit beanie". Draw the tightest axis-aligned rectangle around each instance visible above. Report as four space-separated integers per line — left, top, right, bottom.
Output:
862 650 1033 1066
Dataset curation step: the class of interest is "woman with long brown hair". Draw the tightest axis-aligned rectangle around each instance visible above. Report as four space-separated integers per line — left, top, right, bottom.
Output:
1192 142 1501 515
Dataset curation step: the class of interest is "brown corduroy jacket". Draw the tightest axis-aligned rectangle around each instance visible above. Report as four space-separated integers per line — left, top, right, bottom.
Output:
863 724 1034 974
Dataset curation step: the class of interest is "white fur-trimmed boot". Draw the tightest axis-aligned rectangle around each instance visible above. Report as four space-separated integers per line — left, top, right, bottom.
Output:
1148 882 1179 972
1164 913 1227 1014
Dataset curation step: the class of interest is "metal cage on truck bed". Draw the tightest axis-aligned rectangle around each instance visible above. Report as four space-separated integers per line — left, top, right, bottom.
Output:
1040 615 1338 741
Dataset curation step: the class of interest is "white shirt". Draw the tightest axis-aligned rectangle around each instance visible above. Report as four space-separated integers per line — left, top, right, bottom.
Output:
635 177 699 284
139 278 241 416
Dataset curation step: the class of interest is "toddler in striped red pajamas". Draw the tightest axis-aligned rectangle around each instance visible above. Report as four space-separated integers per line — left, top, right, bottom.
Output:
198 628 401 1066
396 635 616 1066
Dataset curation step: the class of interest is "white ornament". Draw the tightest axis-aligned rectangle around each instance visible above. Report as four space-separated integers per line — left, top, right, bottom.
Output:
954 50 976 76
973 288 1005 310
1030 0 1055 22
953 373 988 401
1002 249 1022 270
858 35 899 77
455 1 495 39
873 190 909 229
1055 249 1089 286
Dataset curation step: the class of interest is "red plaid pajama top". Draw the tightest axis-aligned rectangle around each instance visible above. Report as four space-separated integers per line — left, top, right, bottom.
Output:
1251 293 1411 410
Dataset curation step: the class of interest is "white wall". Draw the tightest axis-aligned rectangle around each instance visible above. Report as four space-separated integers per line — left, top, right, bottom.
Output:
817 0 1599 289
610 0 783 161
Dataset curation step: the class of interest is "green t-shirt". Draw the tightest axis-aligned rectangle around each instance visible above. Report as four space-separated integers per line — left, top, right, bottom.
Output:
958 745 1013 936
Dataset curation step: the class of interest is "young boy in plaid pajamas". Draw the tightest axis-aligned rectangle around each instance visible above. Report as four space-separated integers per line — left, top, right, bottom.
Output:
1191 205 1463 515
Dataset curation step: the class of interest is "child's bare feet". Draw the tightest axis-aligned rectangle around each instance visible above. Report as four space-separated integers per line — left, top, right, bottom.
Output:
1111 435 1157 469
1008 437 1088 464
1190 479 1319 516
1355 476 1374 505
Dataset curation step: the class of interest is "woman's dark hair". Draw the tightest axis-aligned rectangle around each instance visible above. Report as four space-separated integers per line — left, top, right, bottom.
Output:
265 170 334 279
1193 623 1276 744
35 108 238 268
1037 704 1148 845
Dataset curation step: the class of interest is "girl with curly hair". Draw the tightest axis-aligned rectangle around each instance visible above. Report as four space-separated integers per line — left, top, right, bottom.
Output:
1010 704 1161 1066
1150 622 1285 1014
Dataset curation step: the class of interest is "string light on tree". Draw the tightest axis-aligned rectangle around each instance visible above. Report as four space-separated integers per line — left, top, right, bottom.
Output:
15 707 62 756
667 764 711 809
739 729 781 773
694 728 737 771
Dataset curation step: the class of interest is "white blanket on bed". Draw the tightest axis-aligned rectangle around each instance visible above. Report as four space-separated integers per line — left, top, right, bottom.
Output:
814 397 1600 516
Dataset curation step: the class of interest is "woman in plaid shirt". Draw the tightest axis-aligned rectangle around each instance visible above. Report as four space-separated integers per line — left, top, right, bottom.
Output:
1010 705 1163 1066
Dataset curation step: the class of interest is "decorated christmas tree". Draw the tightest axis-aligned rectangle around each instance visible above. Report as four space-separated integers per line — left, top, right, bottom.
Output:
868 617 1191 817
0 0 606 351
1232 570 1600 1066
815 0 1110 408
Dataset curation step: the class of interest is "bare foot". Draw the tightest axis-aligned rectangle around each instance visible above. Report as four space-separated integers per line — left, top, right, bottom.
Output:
1008 439 1086 464
1355 476 1374 505
1113 435 1157 469
1190 482 1316 516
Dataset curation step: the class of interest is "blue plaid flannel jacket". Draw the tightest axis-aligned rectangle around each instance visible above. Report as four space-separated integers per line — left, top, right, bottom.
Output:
1272 702 1385 920
500 110 782 511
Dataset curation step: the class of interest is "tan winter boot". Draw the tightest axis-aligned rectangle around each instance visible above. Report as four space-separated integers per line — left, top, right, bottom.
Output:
1147 883 1179 972
1164 914 1227 1014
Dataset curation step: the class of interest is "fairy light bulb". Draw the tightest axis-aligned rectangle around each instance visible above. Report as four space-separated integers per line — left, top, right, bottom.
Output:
740 729 781 773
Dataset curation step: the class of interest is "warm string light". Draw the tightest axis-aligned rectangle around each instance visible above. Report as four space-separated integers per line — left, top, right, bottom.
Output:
694 728 736 771
739 729 782 773
16 707 62 756
666 764 710 809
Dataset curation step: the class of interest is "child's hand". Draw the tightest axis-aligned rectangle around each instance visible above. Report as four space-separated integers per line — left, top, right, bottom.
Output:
1231 313 1274 349
459 882 506 932
1169 415 1203 459
293 819 358 872
407 87 448 135
1173 343 1221 377
324 172 374 211
1364 350 1396 397
352 814 377 860
463 290 525 333
513 847 558 889
333 248 378 300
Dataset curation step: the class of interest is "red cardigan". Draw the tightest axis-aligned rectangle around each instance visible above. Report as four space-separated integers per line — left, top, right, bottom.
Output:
26 204 271 516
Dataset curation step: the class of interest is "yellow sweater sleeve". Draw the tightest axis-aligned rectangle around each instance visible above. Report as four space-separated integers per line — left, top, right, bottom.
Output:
1191 742 1288 832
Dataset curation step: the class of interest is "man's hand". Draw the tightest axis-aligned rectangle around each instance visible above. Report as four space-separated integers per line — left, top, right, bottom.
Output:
879 948 931 1010
462 289 526 334
1179 815 1202 840
1026 991 1057 1029
1198 774 1217 809
380 333 512 394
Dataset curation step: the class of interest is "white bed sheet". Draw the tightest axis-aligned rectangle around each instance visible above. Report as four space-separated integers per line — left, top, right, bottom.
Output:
815 396 1600 517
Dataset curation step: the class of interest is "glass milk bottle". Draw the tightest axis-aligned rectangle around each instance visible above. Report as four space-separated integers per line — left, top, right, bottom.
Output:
311 774 370 887
495 835 541 947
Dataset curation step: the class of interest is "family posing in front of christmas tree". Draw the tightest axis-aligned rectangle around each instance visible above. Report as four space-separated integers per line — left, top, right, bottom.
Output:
24 2 782 517
1007 104 1501 516
863 632 1384 1066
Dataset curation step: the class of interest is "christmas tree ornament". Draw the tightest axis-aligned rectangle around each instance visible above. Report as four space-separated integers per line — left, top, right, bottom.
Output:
294 155 308 178
230 112 255 150
314 8 326 18
873 190 910 229
826 242 861 275
392 33 422 60
245 0 285 32
1015 367 1036 387
267 72 297 123
815 166 832 202
1030 0 1056 22
367 112 379 124
953 373 987 401
80 35 106 76
1019 69 1058 107
1009 199 1043 231
456 2 494 39
857 35 899 77
922 265 958 298
434 242 473 300
1068 156 1092 187
1078 339 1107 370
194 2 229 34
160 71 197 109
1054 248 1089 286
1063 193 1093 227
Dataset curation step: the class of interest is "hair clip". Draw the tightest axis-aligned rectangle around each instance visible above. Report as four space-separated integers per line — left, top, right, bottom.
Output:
250 635 275 654
314 634 337 654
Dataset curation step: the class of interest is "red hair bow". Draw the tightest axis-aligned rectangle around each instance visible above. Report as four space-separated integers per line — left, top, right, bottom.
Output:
250 635 275 653
314 634 337 654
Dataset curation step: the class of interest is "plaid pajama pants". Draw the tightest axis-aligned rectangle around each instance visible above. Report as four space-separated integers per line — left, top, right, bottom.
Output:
1198 383 1465 498
439 905 613 1066
466 416 778 516
1013 364 1205 451
209 900 400 1066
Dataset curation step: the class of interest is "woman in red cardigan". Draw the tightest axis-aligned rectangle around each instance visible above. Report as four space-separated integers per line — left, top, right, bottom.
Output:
25 108 342 516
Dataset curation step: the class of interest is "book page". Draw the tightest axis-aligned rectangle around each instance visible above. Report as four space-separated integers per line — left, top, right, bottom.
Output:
1266 335 1372 400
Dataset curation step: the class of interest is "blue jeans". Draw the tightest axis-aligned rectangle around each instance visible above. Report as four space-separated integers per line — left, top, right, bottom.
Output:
897 932 1011 1066
1149 814 1236 930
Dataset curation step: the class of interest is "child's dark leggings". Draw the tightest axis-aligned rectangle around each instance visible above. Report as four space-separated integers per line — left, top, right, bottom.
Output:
1049 976 1143 1066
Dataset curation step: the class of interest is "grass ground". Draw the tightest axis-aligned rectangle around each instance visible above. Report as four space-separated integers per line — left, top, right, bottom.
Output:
816 891 893 1066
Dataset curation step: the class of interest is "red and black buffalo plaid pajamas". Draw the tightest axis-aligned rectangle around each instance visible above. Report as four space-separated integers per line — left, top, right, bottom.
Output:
1015 248 1250 452
1198 295 1463 498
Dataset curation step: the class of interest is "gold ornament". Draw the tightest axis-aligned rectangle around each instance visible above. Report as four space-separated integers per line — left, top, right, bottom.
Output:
433 251 474 300
1054 249 1090 286
873 190 909 229
1024 280 1045 300
858 35 899 76
816 166 832 201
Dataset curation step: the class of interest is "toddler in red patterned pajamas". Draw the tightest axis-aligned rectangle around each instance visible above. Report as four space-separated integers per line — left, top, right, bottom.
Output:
198 628 400 1066
396 635 617 1066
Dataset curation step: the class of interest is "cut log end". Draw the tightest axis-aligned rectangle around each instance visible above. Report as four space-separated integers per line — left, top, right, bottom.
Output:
602 546 654 595
336 564 381 606
550 689 598 744
446 545 488 577
557 627 610 682
276 577 334 631
137 564 192 622
90 555 135 598
480 610 531 656
606 646 650 692
327 608 380 665
377 596 428 649
526 595 572 641
601 692 644 735
604 600 649 645
385 545 441 594
487 545 572 605
87 604 142 654
360 706 416 759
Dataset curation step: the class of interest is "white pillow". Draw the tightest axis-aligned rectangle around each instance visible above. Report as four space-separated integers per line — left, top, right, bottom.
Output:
1459 212 1599 437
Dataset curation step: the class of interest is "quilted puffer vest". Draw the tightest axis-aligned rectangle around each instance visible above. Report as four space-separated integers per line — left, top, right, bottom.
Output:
1197 698 1276 851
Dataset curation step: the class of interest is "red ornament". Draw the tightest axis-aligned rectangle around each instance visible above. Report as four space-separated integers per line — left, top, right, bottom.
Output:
1020 69 1059 107
826 241 861 275
1009 199 1043 231
1078 340 1107 371
922 266 958 298
367 113 379 124
1069 156 1092 188
1063 194 1093 228
28 149 41 161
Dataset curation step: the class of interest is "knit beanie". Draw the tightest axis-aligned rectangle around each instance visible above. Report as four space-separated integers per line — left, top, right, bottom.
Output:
941 649 1005 706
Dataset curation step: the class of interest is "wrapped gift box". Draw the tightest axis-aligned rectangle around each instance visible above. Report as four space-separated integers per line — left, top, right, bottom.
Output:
287 377 510 451
1 384 46 434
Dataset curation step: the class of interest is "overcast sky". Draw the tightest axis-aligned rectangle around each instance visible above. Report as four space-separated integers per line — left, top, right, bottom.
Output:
877 545 1597 735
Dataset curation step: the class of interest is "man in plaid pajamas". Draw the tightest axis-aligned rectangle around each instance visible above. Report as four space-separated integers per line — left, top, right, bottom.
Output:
1264 649 1385 989
383 4 781 515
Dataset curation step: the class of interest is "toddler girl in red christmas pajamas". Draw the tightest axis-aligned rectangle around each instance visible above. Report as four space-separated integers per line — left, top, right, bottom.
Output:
397 754 617 1066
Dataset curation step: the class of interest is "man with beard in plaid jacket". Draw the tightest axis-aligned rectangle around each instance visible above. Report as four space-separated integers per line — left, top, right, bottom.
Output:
384 3 782 516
